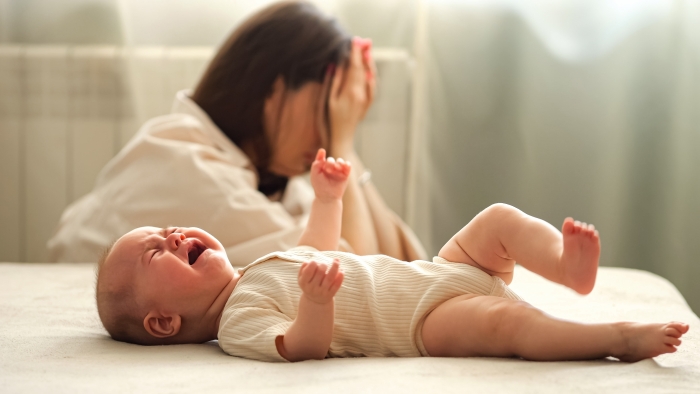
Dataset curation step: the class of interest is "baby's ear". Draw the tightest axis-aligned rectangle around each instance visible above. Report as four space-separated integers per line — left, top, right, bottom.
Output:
143 311 181 338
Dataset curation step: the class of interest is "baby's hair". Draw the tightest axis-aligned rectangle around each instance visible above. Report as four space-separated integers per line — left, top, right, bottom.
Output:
95 241 115 280
95 241 160 345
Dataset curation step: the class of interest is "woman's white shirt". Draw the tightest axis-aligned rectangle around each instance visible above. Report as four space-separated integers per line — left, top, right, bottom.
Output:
47 90 321 265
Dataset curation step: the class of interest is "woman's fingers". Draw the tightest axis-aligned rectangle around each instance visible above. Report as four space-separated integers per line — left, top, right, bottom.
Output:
330 60 345 101
356 37 376 119
365 51 377 109
367 46 377 81
317 68 333 148
348 38 365 83
327 39 370 144
357 37 376 80
346 45 367 103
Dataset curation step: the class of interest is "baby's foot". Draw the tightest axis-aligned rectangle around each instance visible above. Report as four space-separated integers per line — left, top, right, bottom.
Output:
615 322 689 362
560 218 600 294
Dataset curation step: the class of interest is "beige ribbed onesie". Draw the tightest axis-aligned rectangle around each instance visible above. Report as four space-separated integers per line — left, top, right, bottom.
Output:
218 246 521 362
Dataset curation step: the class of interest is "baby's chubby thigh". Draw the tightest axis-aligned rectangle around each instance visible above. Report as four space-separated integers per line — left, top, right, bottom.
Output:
436 244 515 284
421 294 532 358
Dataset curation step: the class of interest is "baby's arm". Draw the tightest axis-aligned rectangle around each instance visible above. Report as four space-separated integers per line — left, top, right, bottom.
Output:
276 259 344 361
297 149 351 251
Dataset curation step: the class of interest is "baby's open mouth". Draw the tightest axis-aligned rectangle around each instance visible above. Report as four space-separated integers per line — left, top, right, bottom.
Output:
187 242 207 265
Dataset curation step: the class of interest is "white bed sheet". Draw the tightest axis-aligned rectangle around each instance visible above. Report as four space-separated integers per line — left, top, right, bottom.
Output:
1 263 698 393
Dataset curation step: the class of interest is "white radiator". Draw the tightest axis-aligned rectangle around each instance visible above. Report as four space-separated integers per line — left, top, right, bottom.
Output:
0 46 413 262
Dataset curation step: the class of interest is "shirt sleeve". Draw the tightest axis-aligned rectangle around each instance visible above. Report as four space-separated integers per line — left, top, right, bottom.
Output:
47 113 352 264
48 113 309 263
218 306 293 362
285 245 319 253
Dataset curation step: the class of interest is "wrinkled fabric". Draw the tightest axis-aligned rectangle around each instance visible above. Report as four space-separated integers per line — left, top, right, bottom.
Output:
48 90 315 266
2 263 698 392
219 247 520 362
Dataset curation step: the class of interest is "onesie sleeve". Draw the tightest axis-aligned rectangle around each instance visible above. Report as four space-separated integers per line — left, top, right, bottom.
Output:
218 306 293 362
285 245 319 253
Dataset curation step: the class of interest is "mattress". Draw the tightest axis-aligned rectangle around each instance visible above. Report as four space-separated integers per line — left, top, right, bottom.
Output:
1 263 698 393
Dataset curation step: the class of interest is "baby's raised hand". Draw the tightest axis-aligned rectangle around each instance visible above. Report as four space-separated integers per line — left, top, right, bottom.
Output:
298 259 344 305
310 148 351 202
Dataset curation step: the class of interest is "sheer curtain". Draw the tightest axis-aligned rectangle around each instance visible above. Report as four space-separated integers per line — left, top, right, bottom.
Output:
2 0 698 312
409 0 700 313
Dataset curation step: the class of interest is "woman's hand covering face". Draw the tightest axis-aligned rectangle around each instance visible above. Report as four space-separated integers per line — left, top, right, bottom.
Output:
264 36 376 177
328 37 377 154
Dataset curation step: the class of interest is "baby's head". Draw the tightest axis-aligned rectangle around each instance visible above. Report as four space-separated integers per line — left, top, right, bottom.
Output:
96 226 235 345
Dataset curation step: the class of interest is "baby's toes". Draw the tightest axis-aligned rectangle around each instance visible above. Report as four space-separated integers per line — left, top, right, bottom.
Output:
579 225 590 237
562 218 575 234
664 336 682 347
669 322 690 334
585 224 595 237
665 327 682 338
581 222 592 236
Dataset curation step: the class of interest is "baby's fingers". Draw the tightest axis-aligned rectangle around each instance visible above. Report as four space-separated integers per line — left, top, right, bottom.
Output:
322 157 351 178
324 157 340 173
310 263 328 287
298 261 319 285
336 157 352 176
321 260 341 289
329 271 344 296
310 149 327 175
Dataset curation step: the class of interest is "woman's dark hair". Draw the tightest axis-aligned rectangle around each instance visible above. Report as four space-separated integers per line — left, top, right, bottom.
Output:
192 1 351 195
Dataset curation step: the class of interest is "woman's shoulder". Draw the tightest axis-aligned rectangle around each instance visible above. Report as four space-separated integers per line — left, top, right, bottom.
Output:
138 113 212 144
97 112 258 192
119 112 251 171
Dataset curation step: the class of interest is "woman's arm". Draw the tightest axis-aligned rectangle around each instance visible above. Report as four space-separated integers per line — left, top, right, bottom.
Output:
331 146 403 257
328 38 419 259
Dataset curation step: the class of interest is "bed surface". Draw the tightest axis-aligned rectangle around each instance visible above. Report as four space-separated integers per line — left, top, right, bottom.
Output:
1 263 698 393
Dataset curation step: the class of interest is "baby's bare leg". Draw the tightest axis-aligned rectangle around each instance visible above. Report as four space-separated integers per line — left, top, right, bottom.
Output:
438 203 599 294
421 295 689 362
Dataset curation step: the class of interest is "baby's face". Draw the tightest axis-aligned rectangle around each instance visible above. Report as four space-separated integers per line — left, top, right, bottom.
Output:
108 226 234 318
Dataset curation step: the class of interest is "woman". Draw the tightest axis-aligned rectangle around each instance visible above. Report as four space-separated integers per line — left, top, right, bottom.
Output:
48 1 425 265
